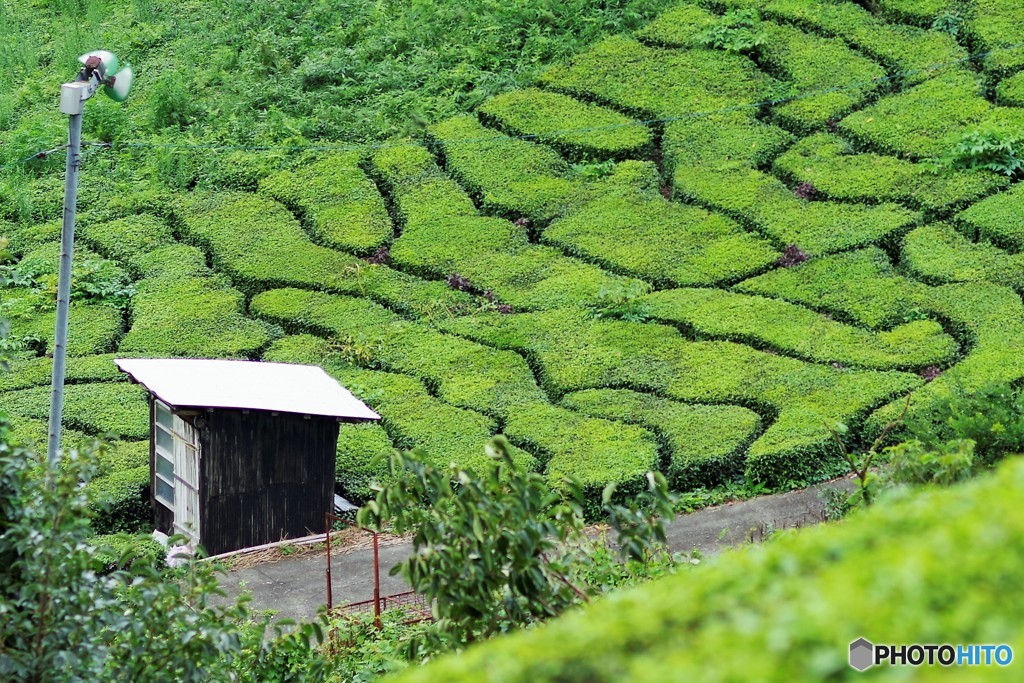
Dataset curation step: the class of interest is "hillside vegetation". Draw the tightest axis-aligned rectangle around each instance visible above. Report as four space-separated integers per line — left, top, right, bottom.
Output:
3 0 1024 530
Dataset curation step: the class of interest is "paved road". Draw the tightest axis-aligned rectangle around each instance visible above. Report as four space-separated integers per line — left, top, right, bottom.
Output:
216 480 850 623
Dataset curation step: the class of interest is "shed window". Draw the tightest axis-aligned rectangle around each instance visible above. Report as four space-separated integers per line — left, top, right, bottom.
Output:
152 401 201 545
154 402 176 508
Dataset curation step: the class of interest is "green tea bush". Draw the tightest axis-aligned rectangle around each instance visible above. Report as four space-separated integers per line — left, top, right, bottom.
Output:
120 250 279 358
839 71 1024 159
872 0 948 26
96 440 149 478
761 0 965 84
932 129 1024 179
333 422 395 503
89 532 167 573
636 2 721 48
662 112 794 173
561 388 761 489
427 115 588 224
0 382 149 439
442 309 921 486
967 0 1024 79
85 465 151 535
996 71 1024 106
539 35 777 118
258 153 392 254
956 181 1024 250
0 353 121 392
78 214 174 275
757 22 885 134
503 402 660 510
773 133 1009 215
7 301 122 357
371 142 632 310
251 288 548 419
736 247 932 329
393 456 1024 683
640 287 957 370
477 89 652 162
674 164 918 254
901 223 1024 291
544 186 778 287
175 192 463 315
696 8 765 55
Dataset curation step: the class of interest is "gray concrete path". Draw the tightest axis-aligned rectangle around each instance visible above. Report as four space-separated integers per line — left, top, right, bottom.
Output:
216 479 850 623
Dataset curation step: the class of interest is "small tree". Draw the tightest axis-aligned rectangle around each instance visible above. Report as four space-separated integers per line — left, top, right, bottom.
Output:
357 436 675 651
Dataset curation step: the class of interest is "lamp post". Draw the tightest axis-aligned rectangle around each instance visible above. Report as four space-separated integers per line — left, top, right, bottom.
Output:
47 51 133 467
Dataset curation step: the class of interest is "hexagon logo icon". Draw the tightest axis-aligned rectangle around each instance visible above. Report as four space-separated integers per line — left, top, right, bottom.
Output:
850 638 874 671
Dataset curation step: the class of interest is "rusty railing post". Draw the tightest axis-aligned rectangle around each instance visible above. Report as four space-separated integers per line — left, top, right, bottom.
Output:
325 513 333 611
373 531 381 629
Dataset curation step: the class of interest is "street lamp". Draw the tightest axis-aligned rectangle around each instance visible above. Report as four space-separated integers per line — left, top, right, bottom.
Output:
47 51 134 467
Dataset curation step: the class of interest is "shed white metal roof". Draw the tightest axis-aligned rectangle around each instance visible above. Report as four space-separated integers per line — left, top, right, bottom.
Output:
115 358 380 421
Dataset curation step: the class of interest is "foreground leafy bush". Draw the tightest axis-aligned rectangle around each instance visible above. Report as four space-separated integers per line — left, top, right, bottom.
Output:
393 455 1024 683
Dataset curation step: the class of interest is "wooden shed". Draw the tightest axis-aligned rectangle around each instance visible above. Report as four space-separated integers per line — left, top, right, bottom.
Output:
115 358 380 555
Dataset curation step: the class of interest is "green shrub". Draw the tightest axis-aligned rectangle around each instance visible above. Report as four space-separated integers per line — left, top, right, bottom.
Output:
0 353 122 392
393 456 1024 683
872 0 948 26
442 309 921 486
696 8 766 55
427 115 588 224
662 112 794 173
7 301 123 357
838 71 1024 159
761 0 965 84
736 247 932 329
901 223 1024 291
773 133 1009 215
503 402 660 511
757 22 885 134
89 532 167 572
258 153 392 254
85 465 151 535
539 35 777 118
174 192 465 315
0 383 149 439
640 287 957 370
932 129 1024 178
251 288 548 419
674 164 918 255
370 142 633 310
333 422 396 503
478 89 652 162
120 254 279 358
543 185 778 287
996 70 1024 106
956 180 1024 250
561 388 761 489
78 214 174 275
636 3 721 48
967 0 1024 79
97 440 150 477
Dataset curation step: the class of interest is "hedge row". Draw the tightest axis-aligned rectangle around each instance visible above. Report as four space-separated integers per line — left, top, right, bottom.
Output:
84 465 150 535
871 0 946 26
996 70 1024 106
89 533 166 572
78 214 174 276
838 70 1024 159
956 182 1024 252
395 456 1024 683
441 309 921 486
250 288 548 419
0 353 122 392
901 223 1024 291
477 88 652 162
427 115 588 224
758 22 886 135
503 402 660 512
6 296 123 357
635 3 719 48
119 245 279 358
758 0 965 84
868 282 1024 437
258 152 392 254
370 143 633 310
538 35 776 119
736 247 931 329
560 388 761 490
543 182 778 288
640 287 957 370
662 112 794 173
772 133 1009 215
673 163 918 255
0 382 149 439
174 191 467 315
968 0 1024 80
